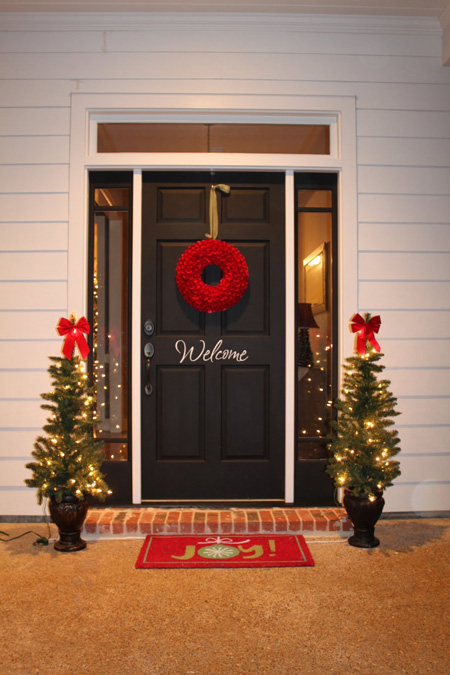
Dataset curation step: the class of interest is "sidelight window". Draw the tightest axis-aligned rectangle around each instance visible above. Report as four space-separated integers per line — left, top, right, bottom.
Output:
295 174 337 479
88 172 132 465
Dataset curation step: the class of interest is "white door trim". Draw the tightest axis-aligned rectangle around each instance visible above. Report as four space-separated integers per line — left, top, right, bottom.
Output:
284 171 296 504
68 92 358 504
131 170 143 504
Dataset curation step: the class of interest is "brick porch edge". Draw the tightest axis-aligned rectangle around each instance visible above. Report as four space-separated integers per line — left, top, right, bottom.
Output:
82 507 352 539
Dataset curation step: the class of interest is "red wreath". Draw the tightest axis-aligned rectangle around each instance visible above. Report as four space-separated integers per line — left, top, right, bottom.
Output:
176 239 249 313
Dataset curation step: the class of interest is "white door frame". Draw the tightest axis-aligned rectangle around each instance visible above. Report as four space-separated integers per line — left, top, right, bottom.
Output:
68 93 358 504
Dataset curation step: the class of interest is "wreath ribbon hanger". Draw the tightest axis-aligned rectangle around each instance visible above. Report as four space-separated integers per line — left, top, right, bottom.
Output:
206 184 230 240
176 182 248 313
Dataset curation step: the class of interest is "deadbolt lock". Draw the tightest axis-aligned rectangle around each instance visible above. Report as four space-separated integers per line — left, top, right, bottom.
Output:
144 319 155 336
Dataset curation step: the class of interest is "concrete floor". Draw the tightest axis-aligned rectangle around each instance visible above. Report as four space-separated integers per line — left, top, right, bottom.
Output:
1 518 449 675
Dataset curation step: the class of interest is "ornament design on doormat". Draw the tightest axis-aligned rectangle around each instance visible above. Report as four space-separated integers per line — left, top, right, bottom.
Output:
197 545 240 559
176 184 249 313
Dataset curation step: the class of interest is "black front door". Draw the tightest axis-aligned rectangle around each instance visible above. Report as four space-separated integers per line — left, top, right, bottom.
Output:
141 172 285 501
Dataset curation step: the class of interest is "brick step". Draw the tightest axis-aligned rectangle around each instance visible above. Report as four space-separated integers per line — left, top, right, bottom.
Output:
82 507 352 539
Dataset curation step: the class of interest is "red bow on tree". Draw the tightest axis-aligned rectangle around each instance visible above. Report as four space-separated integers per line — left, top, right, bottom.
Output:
350 313 381 355
57 316 90 360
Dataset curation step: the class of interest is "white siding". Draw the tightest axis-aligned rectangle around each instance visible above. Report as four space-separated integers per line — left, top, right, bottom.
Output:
1 12 449 515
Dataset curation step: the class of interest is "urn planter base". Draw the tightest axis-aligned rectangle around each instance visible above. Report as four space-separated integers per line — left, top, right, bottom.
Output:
348 531 380 549
53 532 87 552
343 489 385 549
49 495 89 552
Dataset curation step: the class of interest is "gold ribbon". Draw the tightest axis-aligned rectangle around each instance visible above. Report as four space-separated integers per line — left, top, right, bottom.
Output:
206 184 230 240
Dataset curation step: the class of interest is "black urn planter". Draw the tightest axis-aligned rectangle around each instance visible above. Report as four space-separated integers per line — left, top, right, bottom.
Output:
343 489 385 548
48 494 89 552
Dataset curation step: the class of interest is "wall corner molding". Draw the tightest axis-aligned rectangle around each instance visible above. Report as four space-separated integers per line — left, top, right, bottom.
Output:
439 2 450 65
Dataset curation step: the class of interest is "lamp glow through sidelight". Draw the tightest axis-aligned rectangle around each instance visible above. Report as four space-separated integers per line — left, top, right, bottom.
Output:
297 302 319 368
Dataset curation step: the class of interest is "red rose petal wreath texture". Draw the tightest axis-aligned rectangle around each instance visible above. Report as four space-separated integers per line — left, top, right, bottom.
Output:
176 239 249 313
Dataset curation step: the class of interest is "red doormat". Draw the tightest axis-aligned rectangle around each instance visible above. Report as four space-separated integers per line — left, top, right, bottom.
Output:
135 534 314 569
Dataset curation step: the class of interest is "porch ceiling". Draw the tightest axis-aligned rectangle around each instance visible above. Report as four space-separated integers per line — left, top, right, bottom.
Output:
0 0 448 19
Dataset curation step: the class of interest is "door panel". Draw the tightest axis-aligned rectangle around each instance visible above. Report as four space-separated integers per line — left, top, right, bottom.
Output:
222 366 269 460
157 242 204 334
141 171 285 501
222 242 269 335
156 366 205 460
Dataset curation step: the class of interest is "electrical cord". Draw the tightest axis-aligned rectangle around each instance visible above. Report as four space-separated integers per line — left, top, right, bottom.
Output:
0 530 49 545
0 500 52 546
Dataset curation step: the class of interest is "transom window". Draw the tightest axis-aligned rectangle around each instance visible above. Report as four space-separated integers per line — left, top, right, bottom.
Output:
97 122 330 155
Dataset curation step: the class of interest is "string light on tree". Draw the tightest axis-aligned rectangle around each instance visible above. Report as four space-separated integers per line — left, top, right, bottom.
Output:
25 315 111 505
326 312 401 500
93 261 127 459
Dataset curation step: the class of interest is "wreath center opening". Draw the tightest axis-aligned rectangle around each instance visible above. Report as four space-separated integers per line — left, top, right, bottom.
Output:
202 264 223 287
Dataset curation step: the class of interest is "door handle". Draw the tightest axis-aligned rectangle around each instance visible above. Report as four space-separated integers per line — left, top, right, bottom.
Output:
144 342 155 396
145 357 152 396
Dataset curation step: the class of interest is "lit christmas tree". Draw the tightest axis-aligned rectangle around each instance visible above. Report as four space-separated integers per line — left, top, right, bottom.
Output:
25 318 110 505
326 313 401 500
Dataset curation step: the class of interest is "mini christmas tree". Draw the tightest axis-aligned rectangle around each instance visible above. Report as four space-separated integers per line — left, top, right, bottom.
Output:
326 313 401 500
25 317 110 505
